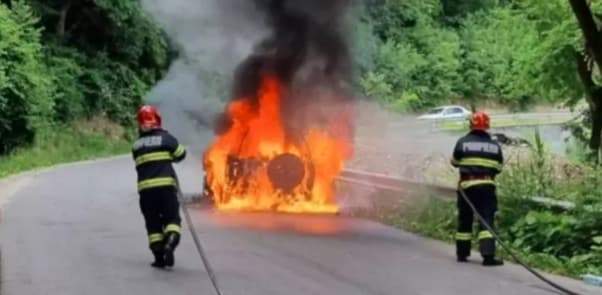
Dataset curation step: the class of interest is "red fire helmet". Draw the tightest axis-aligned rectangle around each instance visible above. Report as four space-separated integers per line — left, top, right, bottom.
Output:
137 105 162 129
470 111 490 131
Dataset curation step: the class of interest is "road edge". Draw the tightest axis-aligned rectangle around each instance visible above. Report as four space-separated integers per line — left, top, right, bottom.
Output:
0 154 130 208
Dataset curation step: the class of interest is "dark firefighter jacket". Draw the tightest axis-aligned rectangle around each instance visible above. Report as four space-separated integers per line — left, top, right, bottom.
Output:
451 130 503 189
132 129 186 192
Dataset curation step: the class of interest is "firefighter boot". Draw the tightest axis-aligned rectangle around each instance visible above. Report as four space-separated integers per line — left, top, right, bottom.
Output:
480 237 503 266
456 240 471 263
164 232 180 267
150 242 166 269
151 251 167 268
482 255 504 266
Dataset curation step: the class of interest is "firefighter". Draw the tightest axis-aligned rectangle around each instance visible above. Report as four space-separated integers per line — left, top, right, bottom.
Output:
451 111 504 266
132 105 186 269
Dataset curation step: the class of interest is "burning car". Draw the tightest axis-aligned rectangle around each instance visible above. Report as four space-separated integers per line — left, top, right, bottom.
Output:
203 75 353 214
202 1 355 214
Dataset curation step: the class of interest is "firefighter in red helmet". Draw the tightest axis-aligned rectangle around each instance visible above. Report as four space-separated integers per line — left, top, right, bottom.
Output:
132 105 186 268
451 111 504 266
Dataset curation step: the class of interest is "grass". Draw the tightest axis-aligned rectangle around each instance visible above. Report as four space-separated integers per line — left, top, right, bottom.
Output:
0 118 133 179
382 162 602 278
382 197 589 278
384 196 456 243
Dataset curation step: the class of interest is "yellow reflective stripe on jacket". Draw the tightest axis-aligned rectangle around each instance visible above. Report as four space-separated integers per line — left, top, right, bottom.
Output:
456 232 472 241
135 152 173 166
138 177 176 191
478 231 494 240
460 179 496 189
165 224 181 234
173 145 186 158
456 157 502 171
148 233 164 244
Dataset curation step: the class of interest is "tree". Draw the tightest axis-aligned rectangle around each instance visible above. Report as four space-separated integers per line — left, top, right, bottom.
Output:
568 0 602 158
360 0 463 110
459 8 541 110
0 2 54 153
0 0 170 154
440 0 501 25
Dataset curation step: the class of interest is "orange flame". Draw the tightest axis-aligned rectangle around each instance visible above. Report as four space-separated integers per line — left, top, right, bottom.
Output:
203 75 353 214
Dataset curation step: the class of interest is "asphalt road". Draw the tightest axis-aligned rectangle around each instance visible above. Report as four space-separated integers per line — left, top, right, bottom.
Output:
0 157 598 295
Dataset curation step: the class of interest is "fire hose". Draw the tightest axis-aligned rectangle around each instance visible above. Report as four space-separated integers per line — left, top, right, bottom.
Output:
457 186 582 295
175 179 224 295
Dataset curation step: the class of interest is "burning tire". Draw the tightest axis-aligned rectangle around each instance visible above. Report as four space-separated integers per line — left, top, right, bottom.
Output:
267 153 309 193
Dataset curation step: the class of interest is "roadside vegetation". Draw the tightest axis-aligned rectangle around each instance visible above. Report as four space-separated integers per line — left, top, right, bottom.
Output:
385 133 602 278
0 117 132 178
355 0 602 159
355 0 602 277
0 0 169 175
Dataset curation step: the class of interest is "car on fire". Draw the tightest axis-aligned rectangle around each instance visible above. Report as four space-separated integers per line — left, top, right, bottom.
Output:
417 105 472 120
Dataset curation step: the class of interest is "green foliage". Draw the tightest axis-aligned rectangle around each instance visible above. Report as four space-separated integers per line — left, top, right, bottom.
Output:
79 53 149 124
0 1 54 153
92 0 169 80
44 44 86 122
366 0 442 40
356 0 600 115
29 0 169 78
459 8 542 110
394 135 602 277
0 0 170 154
514 0 586 106
359 0 463 110
496 139 602 276
388 197 456 241
0 118 132 178
440 0 501 24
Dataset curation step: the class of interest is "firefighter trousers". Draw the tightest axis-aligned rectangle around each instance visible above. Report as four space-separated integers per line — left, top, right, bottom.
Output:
139 186 182 252
456 184 498 258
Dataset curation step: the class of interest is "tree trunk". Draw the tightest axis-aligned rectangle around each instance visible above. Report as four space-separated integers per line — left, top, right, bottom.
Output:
589 105 602 155
569 0 602 68
570 0 602 159
577 53 602 160
56 1 73 40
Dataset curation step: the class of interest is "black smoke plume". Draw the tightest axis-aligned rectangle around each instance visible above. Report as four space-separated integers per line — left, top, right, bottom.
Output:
218 0 355 140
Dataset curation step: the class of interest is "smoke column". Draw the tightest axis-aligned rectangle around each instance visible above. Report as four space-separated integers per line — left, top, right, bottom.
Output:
140 0 269 149
142 0 355 149
226 0 355 143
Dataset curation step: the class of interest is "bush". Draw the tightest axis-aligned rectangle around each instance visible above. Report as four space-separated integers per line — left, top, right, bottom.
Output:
394 132 602 277
44 44 87 122
0 2 54 153
358 0 463 111
0 117 131 178
496 134 602 276
389 197 456 241
79 53 149 125
78 0 169 81
0 1 170 155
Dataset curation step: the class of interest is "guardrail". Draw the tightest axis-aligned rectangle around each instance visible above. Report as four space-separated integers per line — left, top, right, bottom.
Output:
338 169 455 198
428 112 577 131
337 169 576 211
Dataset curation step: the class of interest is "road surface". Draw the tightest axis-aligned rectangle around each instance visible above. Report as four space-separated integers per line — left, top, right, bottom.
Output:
0 157 598 295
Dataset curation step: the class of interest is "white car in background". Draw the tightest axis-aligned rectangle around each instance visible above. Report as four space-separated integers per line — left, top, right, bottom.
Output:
417 105 472 120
